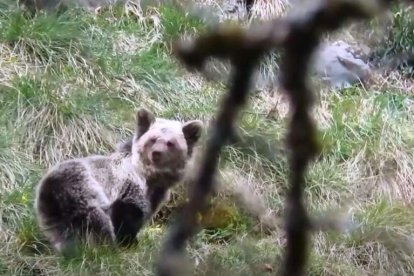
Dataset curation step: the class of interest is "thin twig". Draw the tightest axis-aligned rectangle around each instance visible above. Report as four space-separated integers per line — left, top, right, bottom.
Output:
157 41 264 276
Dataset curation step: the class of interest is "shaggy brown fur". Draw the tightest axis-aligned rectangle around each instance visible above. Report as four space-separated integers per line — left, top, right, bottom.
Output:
35 108 203 255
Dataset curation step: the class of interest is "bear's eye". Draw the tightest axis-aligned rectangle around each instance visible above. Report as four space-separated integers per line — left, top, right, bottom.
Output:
166 141 175 149
149 138 157 144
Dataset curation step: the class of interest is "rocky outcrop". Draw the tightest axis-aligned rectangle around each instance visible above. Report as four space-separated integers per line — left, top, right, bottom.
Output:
311 40 372 89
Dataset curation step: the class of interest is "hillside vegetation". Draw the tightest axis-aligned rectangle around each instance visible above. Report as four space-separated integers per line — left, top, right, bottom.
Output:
0 2 414 275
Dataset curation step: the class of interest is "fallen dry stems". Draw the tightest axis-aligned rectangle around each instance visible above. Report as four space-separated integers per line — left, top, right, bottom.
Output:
156 1 408 276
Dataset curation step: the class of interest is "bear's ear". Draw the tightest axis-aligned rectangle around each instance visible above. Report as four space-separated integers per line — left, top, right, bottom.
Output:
182 120 203 154
136 108 155 138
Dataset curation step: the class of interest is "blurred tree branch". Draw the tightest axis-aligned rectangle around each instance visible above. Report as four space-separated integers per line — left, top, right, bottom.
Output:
156 1 410 276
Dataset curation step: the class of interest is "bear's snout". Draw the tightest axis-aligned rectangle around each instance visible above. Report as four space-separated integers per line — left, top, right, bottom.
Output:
151 150 162 163
149 138 179 165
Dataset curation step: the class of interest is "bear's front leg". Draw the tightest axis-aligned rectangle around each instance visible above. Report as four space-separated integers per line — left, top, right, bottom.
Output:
147 185 170 215
109 182 149 247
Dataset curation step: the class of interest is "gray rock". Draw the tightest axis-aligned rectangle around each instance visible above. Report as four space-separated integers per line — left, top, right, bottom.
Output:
311 40 371 89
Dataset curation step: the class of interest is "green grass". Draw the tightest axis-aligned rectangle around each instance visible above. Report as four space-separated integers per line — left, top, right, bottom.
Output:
1 2 414 276
159 3 206 41
0 8 89 65
371 3 414 76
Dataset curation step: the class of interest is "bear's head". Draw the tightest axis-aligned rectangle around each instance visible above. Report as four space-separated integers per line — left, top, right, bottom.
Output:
131 108 204 182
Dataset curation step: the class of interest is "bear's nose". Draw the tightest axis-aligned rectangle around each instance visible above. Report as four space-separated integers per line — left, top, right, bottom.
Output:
152 151 162 162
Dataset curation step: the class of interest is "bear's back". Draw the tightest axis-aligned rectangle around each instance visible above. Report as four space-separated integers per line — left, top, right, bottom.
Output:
38 152 142 205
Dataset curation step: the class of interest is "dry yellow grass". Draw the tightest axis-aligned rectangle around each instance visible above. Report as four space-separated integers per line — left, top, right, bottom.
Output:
0 1 413 275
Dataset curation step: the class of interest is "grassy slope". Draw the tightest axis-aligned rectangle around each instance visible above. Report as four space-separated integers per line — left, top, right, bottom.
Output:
0 2 414 275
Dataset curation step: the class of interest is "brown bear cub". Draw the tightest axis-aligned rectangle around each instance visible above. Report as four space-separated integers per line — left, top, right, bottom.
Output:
34 108 203 255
